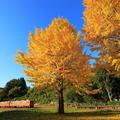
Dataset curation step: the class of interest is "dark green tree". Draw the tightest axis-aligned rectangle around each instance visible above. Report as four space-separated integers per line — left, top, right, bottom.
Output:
110 76 120 101
0 88 6 101
26 87 56 103
64 89 84 103
92 69 112 102
5 78 27 99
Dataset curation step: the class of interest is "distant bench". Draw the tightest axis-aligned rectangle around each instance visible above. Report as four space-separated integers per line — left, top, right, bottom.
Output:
77 106 120 110
66 103 120 110
0 100 34 108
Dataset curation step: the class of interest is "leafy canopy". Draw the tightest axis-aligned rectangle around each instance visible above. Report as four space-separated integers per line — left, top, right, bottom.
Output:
16 18 93 93
83 0 120 72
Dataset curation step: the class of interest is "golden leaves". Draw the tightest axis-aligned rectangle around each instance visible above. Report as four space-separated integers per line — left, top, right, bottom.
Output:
111 59 120 72
83 0 120 38
16 18 92 91
83 0 120 74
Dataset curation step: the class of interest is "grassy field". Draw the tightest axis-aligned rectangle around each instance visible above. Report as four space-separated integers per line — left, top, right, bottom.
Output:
1 104 120 120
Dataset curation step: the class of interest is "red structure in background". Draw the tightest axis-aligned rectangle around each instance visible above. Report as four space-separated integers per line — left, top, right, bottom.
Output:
0 100 34 108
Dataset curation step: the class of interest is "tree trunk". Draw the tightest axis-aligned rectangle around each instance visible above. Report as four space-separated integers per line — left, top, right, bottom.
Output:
105 85 112 102
104 77 112 102
58 79 64 114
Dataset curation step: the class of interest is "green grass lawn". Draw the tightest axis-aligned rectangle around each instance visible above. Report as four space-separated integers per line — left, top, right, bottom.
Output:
1 104 120 120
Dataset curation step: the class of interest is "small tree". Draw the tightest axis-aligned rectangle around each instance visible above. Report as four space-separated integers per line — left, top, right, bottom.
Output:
16 18 94 114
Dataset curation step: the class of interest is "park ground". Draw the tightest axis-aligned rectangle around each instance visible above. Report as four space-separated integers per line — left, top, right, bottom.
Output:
1 104 120 120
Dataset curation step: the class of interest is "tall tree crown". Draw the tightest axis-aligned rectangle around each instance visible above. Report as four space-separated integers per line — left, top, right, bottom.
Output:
16 18 92 92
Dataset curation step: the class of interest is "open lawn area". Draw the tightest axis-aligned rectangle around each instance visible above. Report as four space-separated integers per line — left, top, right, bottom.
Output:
1 104 120 120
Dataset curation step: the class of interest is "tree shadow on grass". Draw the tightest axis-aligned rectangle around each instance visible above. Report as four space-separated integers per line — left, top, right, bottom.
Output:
0 109 120 120
65 110 120 117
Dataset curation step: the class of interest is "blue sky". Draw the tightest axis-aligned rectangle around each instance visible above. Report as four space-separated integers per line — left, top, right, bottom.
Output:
0 0 86 87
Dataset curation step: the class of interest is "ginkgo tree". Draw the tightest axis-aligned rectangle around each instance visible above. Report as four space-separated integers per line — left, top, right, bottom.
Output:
16 18 95 114
83 0 120 73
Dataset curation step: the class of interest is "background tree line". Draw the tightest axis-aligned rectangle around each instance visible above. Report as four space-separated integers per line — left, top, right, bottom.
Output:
1 72 120 105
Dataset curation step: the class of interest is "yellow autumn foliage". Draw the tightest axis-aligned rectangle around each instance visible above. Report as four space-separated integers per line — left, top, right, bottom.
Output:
83 0 120 73
16 18 92 92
